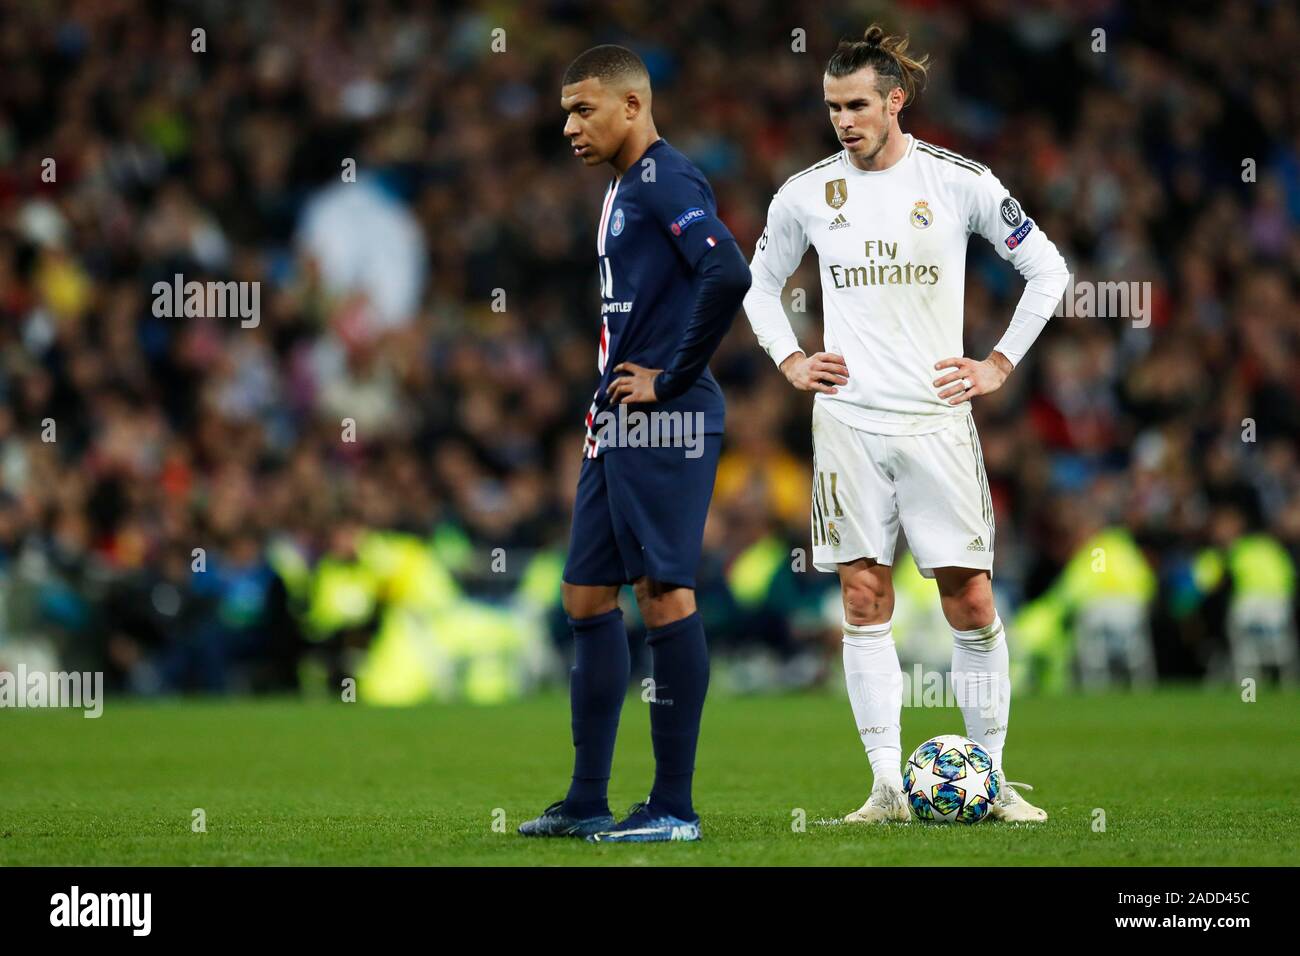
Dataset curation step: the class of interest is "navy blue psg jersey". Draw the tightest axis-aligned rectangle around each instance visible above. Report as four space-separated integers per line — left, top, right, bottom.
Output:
582 139 735 458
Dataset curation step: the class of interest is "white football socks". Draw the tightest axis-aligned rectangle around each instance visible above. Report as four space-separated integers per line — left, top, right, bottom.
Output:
950 613 1011 773
843 619 904 790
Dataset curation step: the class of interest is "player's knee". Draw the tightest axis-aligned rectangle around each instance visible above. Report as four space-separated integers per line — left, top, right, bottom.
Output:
635 579 696 629
944 586 995 631
841 575 894 626
562 583 619 621
632 577 653 606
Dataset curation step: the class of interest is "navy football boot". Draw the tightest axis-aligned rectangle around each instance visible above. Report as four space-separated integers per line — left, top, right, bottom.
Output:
585 801 702 843
518 800 615 838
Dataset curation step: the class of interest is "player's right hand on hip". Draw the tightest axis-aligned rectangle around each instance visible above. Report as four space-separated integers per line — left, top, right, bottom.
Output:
780 351 849 394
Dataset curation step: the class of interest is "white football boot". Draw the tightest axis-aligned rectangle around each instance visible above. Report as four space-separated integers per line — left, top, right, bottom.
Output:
989 773 1048 822
844 779 910 824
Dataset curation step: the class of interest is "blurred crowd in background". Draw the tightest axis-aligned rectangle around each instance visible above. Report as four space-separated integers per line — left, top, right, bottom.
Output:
0 0 1297 703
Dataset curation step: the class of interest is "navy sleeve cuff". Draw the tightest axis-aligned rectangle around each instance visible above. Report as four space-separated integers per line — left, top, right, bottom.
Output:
654 239 752 401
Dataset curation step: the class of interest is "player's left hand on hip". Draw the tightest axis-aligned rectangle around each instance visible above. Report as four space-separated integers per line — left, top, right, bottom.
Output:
607 362 663 404
932 353 1010 405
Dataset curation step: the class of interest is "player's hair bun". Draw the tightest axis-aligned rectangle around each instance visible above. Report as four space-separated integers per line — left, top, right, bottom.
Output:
863 24 887 47
827 23 931 106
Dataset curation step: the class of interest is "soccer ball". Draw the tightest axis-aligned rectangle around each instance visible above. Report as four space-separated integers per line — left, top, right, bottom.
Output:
902 734 999 824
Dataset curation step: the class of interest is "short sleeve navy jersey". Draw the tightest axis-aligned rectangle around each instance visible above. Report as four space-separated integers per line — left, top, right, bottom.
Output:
582 139 735 458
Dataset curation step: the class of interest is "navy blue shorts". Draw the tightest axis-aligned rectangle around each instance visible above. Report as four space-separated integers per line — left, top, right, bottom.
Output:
563 436 722 590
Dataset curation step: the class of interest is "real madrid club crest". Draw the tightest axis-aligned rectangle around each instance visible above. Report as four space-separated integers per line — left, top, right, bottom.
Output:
825 179 847 209
610 207 625 236
910 199 932 229
827 521 841 547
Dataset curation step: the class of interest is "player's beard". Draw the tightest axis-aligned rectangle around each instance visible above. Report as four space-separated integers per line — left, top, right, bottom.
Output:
859 119 890 164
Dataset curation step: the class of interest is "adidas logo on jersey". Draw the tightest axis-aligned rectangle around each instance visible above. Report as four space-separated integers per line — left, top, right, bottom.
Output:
829 213 851 231
967 536 986 552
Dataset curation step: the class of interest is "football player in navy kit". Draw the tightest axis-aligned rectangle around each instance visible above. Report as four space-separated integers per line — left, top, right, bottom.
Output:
518 45 751 843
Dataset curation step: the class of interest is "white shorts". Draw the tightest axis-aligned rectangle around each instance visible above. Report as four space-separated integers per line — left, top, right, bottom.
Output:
809 402 995 578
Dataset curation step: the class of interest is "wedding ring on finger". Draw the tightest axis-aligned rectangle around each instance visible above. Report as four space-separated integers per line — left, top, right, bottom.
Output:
961 377 973 391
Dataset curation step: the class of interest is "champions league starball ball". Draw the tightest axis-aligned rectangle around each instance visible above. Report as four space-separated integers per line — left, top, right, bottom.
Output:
902 734 999 824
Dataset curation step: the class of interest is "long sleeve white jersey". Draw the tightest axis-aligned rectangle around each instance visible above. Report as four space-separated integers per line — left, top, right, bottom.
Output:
744 134 1069 435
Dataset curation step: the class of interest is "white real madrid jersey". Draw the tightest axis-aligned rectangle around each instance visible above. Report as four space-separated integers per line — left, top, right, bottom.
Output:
744 134 1068 436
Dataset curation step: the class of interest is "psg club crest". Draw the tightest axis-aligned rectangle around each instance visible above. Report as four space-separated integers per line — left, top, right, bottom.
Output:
610 207 625 236
825 178 847 209
910 200 933 229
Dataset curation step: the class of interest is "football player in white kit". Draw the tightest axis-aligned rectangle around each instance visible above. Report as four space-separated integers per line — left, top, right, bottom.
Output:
744 25 1070 823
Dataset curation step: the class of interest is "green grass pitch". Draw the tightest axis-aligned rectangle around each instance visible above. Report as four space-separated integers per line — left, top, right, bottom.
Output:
3 686 1297 866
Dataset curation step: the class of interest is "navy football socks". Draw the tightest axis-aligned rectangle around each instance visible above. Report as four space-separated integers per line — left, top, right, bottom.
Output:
562 608 630 818
645 611 710 821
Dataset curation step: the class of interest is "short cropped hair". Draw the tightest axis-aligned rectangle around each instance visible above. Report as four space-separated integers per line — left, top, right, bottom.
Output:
562 44 650 89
